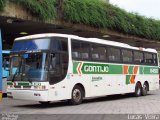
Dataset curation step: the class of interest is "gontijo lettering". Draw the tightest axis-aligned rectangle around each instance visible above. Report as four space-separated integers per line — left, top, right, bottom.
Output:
84 65 109 73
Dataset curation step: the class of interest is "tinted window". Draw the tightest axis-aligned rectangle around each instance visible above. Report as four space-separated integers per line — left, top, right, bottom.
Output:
91 45 106 61
49 53 68 84
72 41 81 59
81 42 90 60
108 47 121 62
122 50 133 63
144 53 153 64
153 54 158 65
72 40 90 60
12 38 51 52
134 51 144 63
50 37 68 51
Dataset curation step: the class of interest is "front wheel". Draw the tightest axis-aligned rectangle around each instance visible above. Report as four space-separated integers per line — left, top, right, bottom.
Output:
69 86 84 105
134 83 142 97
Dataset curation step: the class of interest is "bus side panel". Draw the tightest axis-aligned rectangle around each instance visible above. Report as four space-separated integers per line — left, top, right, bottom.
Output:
47 74 92 101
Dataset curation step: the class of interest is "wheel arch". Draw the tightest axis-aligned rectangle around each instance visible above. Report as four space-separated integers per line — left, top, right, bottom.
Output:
136 81 142 87
144 81 149 91
73 83 85 98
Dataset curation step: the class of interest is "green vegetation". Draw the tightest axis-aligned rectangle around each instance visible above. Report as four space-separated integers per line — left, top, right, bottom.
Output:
11 0 57 20
63 0 160 40
0 0 160 40
0 0 57 20
0 0 6 11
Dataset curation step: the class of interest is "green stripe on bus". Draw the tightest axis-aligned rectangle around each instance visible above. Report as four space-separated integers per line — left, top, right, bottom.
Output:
128 66 134 74
107 64 123 74
140 66 158 74
126 75 131 85
73 62 123 74
7 82 13 85
7 81 32 86
73 62 79 74
73 62 158 75
18 82 31 86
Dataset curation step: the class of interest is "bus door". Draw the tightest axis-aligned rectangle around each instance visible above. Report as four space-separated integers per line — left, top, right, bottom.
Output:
48 52 69 100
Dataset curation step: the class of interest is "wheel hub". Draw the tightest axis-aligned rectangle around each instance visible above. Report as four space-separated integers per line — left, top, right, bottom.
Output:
73 89 81 102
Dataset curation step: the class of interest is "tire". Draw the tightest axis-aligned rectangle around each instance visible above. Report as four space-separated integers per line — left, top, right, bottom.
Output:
134 83 142 97
69 85 84 105
142 82 148 96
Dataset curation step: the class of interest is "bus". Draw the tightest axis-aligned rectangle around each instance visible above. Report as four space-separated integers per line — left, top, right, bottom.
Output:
7 33 159 105
2 50 10 96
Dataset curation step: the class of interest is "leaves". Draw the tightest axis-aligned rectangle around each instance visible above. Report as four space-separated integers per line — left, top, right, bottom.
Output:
10 0 57 20
1 0 160 40
63 0 160 41
0 0 6 11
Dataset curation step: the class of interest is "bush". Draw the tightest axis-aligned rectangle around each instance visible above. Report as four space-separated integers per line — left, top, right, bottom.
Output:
63 0 160 40
1 0 160 40
0 0 6 11
10 0 57 20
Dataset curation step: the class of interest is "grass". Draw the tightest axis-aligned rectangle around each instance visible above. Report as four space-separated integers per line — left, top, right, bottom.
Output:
63 0 160 40
0 0 6 11
0 0 160 40
10 0 57 20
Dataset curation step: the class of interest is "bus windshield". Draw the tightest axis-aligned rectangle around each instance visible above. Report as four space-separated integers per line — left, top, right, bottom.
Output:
9 52 49 82
9 36 69 83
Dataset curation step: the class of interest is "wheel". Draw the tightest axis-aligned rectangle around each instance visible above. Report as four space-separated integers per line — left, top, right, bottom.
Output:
134 83 142 97
69 85 84 105
142 82 148 96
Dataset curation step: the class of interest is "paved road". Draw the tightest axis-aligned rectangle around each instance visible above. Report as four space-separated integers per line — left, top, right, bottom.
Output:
1 89 160 120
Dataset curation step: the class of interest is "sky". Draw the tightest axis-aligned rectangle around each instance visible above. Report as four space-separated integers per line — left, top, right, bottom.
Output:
110 0 160 20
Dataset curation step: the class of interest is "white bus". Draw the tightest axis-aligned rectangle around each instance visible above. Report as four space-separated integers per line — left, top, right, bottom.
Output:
7 33 159 105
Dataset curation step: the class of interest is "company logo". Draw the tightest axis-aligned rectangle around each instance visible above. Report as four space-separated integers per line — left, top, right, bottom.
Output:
75 62 110 74
84 65 109 73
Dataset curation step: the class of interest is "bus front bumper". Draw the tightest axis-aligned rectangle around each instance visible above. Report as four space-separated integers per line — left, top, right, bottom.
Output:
7 89 49 101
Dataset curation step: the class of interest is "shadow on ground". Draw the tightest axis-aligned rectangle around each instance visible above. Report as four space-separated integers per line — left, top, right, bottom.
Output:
13 93 154 109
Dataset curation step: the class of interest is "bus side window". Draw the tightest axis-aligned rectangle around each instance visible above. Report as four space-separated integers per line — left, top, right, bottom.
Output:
134 51 144 64
91 45 106 61
71 40 90 60
144 53 153 65
153 54 158 65
122 49 133 63
80 42 90 60
108 47 121 62
72 41 81 59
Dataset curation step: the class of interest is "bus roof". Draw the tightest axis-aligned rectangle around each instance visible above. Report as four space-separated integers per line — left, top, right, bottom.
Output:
15 33 157 53
15 33 77 41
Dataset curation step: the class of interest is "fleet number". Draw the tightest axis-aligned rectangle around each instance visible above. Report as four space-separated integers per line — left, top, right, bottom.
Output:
150 69 158 74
